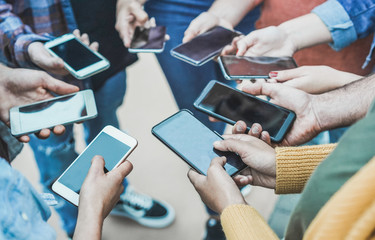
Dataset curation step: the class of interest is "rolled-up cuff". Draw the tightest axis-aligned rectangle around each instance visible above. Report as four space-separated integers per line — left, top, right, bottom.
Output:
14 34 52 68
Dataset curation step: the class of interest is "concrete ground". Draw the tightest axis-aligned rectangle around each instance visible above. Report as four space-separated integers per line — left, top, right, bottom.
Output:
12 53 278 240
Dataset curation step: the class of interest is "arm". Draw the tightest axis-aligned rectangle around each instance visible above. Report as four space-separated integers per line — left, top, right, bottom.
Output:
73 156 133 240
183 0 262 42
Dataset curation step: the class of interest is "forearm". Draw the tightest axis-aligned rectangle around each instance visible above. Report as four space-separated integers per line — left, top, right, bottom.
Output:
314 74 375 131
278 13 332 52
221 204 279 240
73 207 104 240
275 144 337 194
207 0 261 27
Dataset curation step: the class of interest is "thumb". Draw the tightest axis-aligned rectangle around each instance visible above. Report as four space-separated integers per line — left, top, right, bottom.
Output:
43 74 79 95
214 139 249 159
236 35 256 56
87 155 106 177
130 4 148 25
210 156 227 168
111 160 133 180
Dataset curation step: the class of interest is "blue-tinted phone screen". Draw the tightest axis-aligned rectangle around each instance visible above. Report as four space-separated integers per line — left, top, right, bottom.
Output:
59 132 131 193
19 93 87 133
50 38 101 71
153 110 246 176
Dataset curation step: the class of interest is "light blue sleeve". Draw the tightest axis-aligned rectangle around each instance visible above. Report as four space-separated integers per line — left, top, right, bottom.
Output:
312 0 358 51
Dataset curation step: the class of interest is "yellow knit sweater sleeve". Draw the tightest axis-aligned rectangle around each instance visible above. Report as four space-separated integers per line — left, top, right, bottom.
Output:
221 204 279 240
275 144 337 194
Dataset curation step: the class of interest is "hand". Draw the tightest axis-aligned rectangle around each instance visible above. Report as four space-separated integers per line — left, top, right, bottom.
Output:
28 30 99 76
214 134 276 189
0 66 79 142
183 12 233 43
241 82 322 146
116 0 149 48
269 66 363 94
232 121 271 145
188 157 246 214
79 156 133 219
222 26 296 57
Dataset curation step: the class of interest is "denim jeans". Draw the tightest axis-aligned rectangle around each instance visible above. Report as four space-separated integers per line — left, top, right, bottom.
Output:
145 0 261 134
28 70 127 236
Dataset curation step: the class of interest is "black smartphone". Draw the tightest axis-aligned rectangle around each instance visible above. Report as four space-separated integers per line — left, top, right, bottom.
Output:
129 26 166 53
152 109 247 176
194 80 296 143
218 56 298 80
170 26 241 66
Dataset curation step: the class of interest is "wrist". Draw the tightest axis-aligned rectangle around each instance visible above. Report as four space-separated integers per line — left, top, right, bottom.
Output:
310 94 326 133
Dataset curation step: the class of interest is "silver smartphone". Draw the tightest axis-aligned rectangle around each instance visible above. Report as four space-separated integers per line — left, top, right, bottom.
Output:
10 90 97 137
45 34 110 79
129 26 166 53
52 126 137 206
218 55 298 80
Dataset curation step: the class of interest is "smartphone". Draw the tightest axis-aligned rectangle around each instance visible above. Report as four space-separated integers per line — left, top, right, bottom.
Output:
194 80 296 143
10 90 97 137
45 33 110 79
129 26 166 53
218 55 298 80
170 26 241 66
152 109 247 176
52 126 137 206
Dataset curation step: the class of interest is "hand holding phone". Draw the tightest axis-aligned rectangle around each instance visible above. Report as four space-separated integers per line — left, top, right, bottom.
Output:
129 26 167 53
152 109 247 176
45 33 110 79
218 56 297 80
170 26 241 66
52 126 137 206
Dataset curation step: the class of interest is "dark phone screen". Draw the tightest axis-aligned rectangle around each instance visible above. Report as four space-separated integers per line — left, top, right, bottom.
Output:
18 93 87 132
59 132 131 194
153 110 246 176
172 27 239 62
222 56 297 77
50 38 102 71
198 83 290 137
130 26 166 49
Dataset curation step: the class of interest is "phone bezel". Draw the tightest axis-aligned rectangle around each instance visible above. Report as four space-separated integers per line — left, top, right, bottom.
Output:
10 89 98 137
52 125 138 206
170 26 241 67
193 80 296 143
44 34 110 79
151 109 247 176
218 56 298 80
128 26 166 53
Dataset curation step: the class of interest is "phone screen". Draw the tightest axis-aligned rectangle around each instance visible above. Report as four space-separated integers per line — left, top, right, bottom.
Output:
152 110 246 176
172 27 239 62
18 93 87 133
197 82 291 137
59 131 131 194
221 56 297 77
130 26 166 50
49 38 102 71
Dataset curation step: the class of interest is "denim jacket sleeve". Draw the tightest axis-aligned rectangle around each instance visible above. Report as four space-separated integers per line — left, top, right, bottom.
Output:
312 0 375 68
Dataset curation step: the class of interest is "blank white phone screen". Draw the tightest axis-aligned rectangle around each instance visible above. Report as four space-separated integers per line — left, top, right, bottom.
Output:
18 93 87 132
59 132 131 193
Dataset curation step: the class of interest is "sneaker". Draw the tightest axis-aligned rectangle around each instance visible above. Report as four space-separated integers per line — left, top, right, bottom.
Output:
203 218 226 240
111 186 175 228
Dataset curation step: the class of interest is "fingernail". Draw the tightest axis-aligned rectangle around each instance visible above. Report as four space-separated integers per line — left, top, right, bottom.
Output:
236 124 244 132
240 178 247 184
252 126 259 134
269 71 278 78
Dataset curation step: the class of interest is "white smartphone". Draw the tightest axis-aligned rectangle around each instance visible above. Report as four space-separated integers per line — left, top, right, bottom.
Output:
128 26 166 53
10 90 97 137
52 126 137 206
45 33 110 79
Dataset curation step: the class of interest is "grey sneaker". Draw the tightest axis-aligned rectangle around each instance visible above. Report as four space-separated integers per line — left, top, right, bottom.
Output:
111 186 175 228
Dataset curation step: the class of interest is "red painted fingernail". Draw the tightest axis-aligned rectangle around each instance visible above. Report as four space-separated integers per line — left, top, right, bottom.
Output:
236 49 239 54
269 71 278 78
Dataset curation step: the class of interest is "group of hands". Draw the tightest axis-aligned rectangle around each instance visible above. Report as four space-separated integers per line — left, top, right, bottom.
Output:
0 0 364 225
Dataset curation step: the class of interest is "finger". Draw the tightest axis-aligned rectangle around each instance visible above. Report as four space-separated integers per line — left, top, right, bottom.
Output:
270 67 305 82
261 131 272 145
208 116 220 122
80 33 90 46
232 120 247 134
112 160 133 179
72 29 81 38
52 125 66 135
164 34 170 42
213 138 252 157
42 74 79 95
89 42 99 51
187 168 205 188
18 135 30 143
248 123 262 138
233 175 253 186
130 4 149 25
209 156 227 168
242 82 279 100
88 155 106 176
236 35 256 56
221 133 254 142
36 129 51 139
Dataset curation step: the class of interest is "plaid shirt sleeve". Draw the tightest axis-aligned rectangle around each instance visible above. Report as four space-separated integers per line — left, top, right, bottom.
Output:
0 2 52 68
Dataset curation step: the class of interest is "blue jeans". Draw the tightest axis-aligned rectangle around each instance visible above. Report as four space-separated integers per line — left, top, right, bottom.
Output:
145 0 260 216
28 71 127 236
145 0 261 134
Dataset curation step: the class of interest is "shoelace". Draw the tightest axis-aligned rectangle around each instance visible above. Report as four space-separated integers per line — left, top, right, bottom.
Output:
123 188 153 210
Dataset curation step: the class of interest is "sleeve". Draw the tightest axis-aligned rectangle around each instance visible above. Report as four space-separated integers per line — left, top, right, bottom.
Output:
221 204 279 240
275 144 337 194
0 2 51 68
